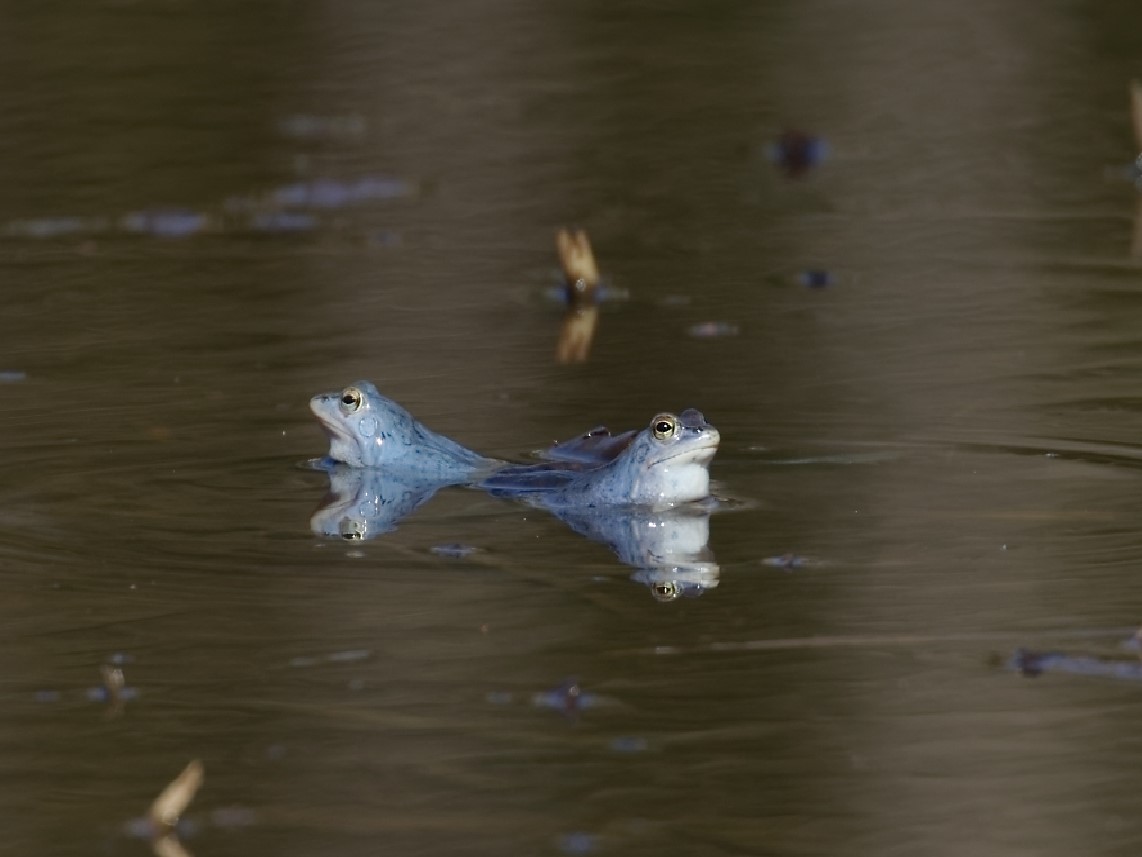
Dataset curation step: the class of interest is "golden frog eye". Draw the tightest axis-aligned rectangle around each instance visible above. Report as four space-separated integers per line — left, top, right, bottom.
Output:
340 387 363 413
652 581 681 602
651 413 677 441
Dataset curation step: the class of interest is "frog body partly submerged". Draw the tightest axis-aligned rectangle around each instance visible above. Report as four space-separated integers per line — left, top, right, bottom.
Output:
309 381 495 478
310 381 719 508
480 409 718 508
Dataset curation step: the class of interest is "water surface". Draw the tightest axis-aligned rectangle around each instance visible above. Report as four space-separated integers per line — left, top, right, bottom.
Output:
3 2 1142 855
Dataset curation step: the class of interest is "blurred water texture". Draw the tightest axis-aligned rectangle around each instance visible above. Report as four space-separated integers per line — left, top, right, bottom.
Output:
3 1 1142 855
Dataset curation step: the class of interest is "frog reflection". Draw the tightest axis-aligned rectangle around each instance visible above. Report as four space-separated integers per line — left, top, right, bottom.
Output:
309 465 719 599
553 503 719 599
308 382 722 597
310 463 452 540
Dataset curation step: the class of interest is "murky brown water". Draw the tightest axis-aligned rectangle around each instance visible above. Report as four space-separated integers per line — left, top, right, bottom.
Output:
4 2 1142 855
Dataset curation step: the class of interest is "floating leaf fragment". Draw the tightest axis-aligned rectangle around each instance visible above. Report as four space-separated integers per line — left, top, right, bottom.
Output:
555 228 600 301
149 760 204 833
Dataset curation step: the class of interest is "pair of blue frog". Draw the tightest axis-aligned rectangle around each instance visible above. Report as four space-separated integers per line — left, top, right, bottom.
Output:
308 381 722 600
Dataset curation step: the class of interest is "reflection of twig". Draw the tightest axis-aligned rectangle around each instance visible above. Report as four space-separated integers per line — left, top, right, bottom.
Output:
152 833 195 857
1131 80 1142 152
555 228 599 303
555 306 599 364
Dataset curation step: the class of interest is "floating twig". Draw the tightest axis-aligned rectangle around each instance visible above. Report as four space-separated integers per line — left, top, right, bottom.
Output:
555 228 600 302
149 760 204 834
99 664 126 718
554 229 602 361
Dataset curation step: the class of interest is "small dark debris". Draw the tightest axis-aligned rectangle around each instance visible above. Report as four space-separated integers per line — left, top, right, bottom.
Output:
248 211 318 233
277 114 366 140
688 321 740 338
431 543 481 559
767 130 828 177
1010 648 1051 677
763 554 806 571
797 270 834 289
121 209 212 239
609 736 649 753
557 832 598 856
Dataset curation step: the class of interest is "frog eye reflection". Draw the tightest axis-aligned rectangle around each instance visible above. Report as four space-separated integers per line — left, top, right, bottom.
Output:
340 387 363 413
651 413 677 441
338 518 364 540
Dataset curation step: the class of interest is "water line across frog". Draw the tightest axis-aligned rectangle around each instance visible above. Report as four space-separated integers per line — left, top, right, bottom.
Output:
309 380 719 508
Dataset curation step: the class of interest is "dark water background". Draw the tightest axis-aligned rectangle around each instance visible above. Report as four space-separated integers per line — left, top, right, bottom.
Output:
4 2 1142 855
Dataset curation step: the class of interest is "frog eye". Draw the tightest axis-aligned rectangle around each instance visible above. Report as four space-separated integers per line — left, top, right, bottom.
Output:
652 581 681 602
340 387 363 413
651 413 677 441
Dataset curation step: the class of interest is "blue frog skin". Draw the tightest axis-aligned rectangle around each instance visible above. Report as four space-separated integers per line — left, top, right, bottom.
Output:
309 381 494 478
480 409 719 508
311 382 719 509
309 384 723 597
310 464 720 599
